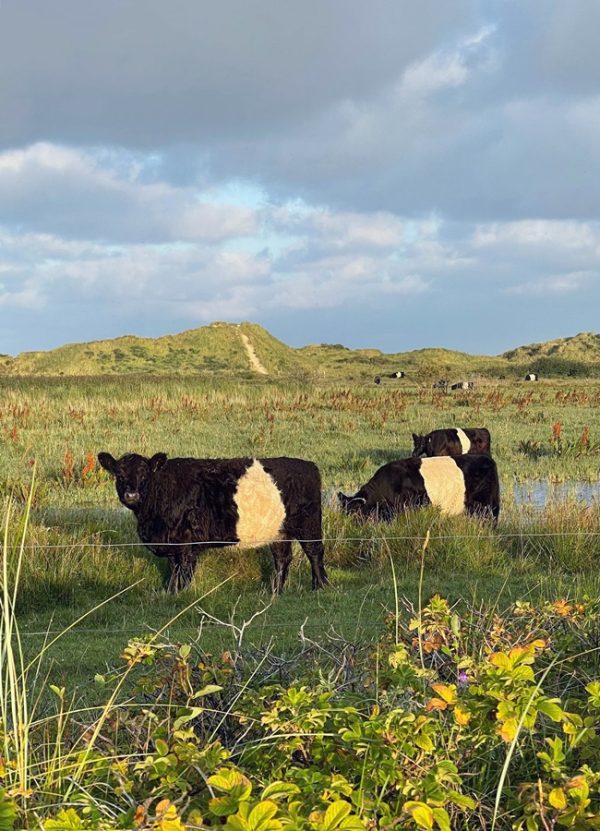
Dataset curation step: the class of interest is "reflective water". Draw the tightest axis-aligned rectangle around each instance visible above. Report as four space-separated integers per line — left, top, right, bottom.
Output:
513 480 600 509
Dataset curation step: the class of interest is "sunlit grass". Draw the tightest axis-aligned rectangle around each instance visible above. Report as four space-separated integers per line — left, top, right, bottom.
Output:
0 375 597 688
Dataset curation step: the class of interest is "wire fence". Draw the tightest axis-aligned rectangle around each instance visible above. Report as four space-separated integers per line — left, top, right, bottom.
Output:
1 527 599 551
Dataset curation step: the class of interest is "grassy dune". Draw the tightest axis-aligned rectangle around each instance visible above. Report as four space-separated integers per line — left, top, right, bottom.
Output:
1 323 599 378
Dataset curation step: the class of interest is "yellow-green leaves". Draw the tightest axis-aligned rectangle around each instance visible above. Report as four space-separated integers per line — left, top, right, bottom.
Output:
404 801 452 831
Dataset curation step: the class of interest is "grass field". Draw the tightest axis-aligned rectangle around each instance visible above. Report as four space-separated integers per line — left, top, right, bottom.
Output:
0 375 598 689
1 374 600 829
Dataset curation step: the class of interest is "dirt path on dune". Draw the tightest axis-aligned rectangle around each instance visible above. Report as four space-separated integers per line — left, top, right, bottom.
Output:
240 331 268 374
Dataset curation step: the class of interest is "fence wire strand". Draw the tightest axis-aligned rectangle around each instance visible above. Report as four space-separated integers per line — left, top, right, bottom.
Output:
0 528 599 551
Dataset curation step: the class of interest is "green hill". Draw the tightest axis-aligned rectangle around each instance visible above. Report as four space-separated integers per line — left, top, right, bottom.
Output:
501 332 600 378
0 325 599 379
5 323 308 378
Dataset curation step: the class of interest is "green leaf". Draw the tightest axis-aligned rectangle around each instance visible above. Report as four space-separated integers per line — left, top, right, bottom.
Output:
192 684 223 698
224 814 250 831
261 782 301 801
49 684 65 699
248 801 279 831
339 818 364 831
179 644 191 659
154 738 169 757
415 733 434 752
210 795 242 818
404 802 434 831
173 706 204 730
585 680 600 697
432 807 452 831
537 699 564 722
208 769 252 801
44 808 86 830
0 790 16 831
448 792 476 810
322 800 352 831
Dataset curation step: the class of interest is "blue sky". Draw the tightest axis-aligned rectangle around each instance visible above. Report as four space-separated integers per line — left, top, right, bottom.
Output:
0 0 599 356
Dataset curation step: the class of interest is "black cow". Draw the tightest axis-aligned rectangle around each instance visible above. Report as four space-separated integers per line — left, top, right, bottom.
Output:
432 379 448 391
450 381 475 391
411 427 491 458
374 371 405 384
524 373 539 381
98 452 328 594
338 454 499 523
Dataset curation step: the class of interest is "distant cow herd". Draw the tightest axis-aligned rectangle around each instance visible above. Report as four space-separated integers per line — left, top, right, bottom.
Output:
378 375 540 389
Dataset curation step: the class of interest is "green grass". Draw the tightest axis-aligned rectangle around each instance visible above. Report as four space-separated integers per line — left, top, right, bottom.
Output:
0 375 599 829
0 375 598 695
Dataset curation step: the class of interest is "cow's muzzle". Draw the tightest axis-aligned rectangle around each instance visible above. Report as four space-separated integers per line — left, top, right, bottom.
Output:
124 491 141 506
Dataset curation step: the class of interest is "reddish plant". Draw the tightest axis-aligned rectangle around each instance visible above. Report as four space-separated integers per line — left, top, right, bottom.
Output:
81 451 96 482
63 449 75 487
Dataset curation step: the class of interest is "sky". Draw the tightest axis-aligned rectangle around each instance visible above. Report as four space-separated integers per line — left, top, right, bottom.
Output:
1 0 599 357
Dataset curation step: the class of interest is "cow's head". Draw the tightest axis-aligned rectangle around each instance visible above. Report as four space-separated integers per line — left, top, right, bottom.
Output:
412 433 429 457
337 491 368 518
98 451 167 511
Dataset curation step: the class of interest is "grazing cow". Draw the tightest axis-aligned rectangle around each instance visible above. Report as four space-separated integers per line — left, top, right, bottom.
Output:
411 427 491 458
98 452 328 594
451 381 475 391
524 373 539 381
374 371 405 384
338 454 500 523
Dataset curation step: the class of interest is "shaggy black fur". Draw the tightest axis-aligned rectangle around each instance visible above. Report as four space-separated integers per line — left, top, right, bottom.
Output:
338 454 500 523
411 427 491 458
98 452 328 594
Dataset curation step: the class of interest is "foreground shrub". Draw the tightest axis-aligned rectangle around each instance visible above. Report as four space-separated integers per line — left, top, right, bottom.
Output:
1 592 600 829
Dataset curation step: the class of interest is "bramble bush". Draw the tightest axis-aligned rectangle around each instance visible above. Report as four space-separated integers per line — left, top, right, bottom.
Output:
1 595 600 830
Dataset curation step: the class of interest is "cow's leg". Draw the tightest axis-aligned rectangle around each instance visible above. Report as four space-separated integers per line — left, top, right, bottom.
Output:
166 548 197 594
298 538 329 590
270 541 293 594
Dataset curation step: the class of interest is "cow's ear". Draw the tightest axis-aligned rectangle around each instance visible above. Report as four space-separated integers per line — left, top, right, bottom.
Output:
149 452 167 472
97 452 116 474
338 492 366 510
412 433 421 444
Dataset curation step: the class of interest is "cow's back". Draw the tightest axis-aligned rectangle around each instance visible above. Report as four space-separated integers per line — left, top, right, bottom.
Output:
430 429 463 456
463 427 491 454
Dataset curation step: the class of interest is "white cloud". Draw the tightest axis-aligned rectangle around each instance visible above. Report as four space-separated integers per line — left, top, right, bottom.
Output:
0 143 257 243
400 26 496 97
472 220 598 251
506 271 595 296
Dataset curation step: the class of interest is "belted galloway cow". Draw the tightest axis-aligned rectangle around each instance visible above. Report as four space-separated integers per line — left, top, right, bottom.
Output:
98 452 328 594
412 427 491 457
375 371 405 384
338 454 500 523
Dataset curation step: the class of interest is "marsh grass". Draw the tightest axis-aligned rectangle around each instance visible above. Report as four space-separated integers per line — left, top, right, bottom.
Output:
0 375 598 687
